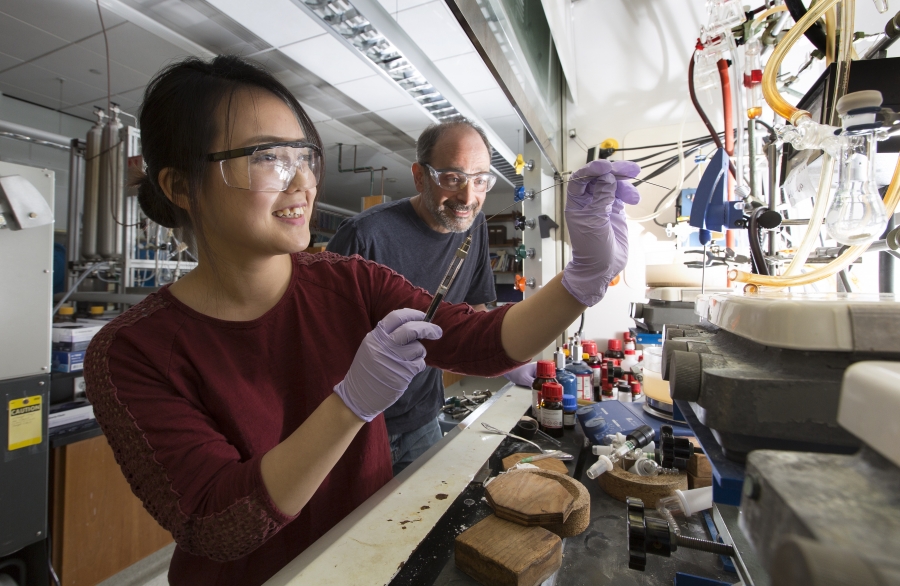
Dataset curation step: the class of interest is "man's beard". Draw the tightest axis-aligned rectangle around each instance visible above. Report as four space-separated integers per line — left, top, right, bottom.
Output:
421 183 481 233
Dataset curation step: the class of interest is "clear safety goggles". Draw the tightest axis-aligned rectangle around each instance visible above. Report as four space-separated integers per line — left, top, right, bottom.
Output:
207 141 321 192
425 164 497 193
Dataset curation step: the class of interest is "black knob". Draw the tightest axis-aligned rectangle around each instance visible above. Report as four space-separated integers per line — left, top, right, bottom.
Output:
659 425 693 470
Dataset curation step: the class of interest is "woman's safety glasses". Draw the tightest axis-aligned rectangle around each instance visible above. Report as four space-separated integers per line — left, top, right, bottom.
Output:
208 141 321 192
425 164 497 193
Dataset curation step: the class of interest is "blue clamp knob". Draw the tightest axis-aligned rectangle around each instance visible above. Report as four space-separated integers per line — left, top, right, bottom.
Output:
514 186 526 203
690 149 744 235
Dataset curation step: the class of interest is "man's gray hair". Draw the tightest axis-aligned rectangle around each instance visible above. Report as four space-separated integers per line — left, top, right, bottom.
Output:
416 119 492 165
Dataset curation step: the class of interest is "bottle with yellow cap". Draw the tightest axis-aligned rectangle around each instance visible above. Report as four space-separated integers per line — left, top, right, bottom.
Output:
54 305 76 323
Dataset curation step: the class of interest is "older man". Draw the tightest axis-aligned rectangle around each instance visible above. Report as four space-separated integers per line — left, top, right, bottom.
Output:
327 120 534 475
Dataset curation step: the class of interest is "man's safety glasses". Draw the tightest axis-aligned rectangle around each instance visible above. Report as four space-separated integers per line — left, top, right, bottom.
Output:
207 141 321 192
425 164 497 193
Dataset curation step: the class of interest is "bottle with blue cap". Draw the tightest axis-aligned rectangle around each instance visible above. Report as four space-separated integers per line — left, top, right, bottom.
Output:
563 394 577 429
555 348 577 398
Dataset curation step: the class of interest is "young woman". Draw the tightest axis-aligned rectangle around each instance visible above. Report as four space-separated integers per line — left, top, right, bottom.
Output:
84 55 639 586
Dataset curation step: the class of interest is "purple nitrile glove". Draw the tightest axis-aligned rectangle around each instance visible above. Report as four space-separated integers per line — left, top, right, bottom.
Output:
561 160 641 307
334 308 443 422
503 362 537 387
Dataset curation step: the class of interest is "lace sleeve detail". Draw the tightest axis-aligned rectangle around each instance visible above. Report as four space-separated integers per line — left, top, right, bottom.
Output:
83 295 293 562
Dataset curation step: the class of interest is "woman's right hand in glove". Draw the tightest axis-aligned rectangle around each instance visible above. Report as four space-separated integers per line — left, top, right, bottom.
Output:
334 308 443 422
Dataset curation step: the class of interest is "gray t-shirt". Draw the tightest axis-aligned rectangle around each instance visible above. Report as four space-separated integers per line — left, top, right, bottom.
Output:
326 199 496 435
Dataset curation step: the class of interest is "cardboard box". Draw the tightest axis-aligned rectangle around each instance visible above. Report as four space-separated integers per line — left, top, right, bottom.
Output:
52 351 85 373
688 471 712 490
52 324 102 345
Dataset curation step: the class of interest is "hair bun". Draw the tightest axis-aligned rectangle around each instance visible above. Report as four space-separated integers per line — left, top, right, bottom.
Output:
136 174 181 228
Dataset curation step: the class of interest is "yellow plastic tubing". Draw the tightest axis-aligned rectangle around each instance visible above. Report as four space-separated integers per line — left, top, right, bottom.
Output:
731 159 900 287
761 0 840 125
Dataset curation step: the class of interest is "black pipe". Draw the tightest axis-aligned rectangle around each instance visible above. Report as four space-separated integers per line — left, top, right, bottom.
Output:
749 207 770 276
784 0 828 54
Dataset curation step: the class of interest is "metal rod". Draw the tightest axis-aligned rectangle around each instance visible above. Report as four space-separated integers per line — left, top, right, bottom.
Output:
748 119 758 201
66 139 85 268
766 139 780 272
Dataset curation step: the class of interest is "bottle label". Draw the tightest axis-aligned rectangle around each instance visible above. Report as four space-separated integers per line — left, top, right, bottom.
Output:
543 409 563 429
577 374 591 401
563 412 576 426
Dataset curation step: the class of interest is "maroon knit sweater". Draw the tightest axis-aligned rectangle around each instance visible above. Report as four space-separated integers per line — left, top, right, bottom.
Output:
84 252 522 585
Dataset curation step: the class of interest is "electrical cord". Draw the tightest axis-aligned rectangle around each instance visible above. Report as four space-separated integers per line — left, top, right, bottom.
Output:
688 49 739 179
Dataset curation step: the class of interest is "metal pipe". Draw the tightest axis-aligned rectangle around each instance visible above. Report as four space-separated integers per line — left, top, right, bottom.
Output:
862 9 900 59
0 118 72 148
766 139 780 260
66 139 85 271
748 119 758 202
336 143 387 196
316 202 357 217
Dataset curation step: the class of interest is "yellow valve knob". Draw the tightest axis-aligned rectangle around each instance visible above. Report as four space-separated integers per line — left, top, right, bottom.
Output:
600 138 620 151
514 154 526 175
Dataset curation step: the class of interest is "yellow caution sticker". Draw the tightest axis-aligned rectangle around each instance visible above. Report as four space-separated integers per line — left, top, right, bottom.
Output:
8 396 42 451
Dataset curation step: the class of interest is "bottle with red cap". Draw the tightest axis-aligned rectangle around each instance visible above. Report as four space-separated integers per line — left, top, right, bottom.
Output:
540 382 564 438
621 347 639 376
630 381 644 403
624 332 636 353
607 339 625 360
582 341 603 401
532 360 557 425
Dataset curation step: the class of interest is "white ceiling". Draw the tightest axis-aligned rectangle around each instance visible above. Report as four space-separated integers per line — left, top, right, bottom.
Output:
0 0 523 212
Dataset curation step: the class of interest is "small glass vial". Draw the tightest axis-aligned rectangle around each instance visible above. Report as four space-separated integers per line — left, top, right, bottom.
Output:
540 382 564 438
562 394 577 430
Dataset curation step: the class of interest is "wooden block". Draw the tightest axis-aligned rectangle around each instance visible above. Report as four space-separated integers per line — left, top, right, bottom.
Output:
507 469 591 538
501 452 569 474
596 459 688 508
455 514 562 586
688 452 712 478
486 471 575 526
688 471 713 490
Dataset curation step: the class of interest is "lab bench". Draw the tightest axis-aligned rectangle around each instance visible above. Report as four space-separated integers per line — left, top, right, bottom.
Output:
265 383 761 586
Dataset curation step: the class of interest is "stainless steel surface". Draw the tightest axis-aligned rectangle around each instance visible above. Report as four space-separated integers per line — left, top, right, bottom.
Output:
0 161 54 380
81 114 104 261
96 115 125 260
713 504 770 586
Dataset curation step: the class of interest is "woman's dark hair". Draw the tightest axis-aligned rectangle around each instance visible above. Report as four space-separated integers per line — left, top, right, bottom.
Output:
135 55 323 252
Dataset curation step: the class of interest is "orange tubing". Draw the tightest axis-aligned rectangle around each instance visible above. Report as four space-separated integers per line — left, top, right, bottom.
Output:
716 59 736 255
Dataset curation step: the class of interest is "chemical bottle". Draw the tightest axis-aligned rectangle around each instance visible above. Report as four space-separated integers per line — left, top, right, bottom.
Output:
606 339 625 360
54 306 76 323
599 363 614 400
616 380 632 403
566 353 593 402
555 349 578 399
631 381 644 403
621 348 639 375
540 382 564 438
562 394 577 429
532 360 557 425
624 332 636 353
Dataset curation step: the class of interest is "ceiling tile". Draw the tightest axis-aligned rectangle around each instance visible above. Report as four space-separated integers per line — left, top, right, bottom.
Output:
374 0 434 15
207 0 325 48
0 80 67 112
298 101 332 123
280 35 375 86
462 88 516 121
0 64 105 109
0 51 23 72
481 113 523 154
373 103 433 132
333 113 416 151
335 76 413 112
0 13 69 63
76 23 191 77
434 52 496 95
0 0 125 44
28 44 150 98
397 2 473 62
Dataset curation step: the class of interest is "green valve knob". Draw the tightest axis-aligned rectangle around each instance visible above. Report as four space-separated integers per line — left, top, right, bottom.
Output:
516 244 535 260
